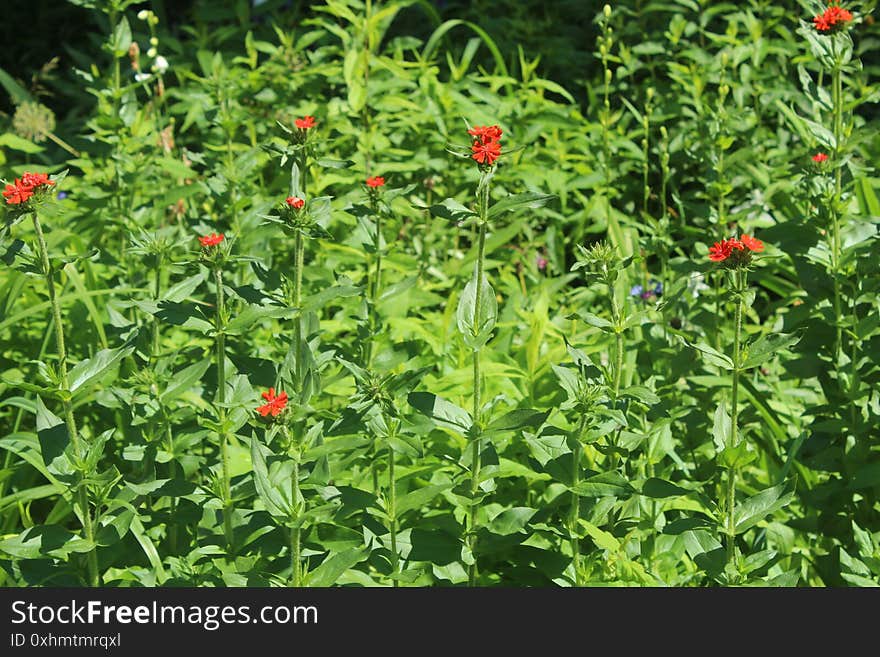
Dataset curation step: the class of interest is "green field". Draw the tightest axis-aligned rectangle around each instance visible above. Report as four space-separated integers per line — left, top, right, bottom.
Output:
0 0 878 587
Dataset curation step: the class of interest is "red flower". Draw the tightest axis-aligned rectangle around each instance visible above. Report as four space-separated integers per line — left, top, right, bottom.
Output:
3 171 54 205
469 124 503 166
198 232 224 247
256 387 288 417
366 176 385 188
708 237 745 262
294 115 316 130
471 138 502 166
740 234 764 253
3 180 33 205
286 196 305 209
812 152 829 163
20 172 52 189
813 4 853 32
468 125 503 142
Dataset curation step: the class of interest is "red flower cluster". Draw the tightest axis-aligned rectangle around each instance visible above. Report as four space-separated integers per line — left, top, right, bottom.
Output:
469 125 502 166
198 233 224 247
812 152 829 163
286 196 305 209
294 116 316 130
365 176 385 188
813 3 853 32
256 387 288 417
708 235 764 264
3 171 54 205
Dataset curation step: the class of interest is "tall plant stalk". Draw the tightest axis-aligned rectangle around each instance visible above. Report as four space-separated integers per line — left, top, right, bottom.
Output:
387 420 399 587
467 176 490 587
726 267 745 569
569 415 587 586
830 38 844 365
212 264 234 551
281 425 302 587
367 187 382 366
33 211 100 587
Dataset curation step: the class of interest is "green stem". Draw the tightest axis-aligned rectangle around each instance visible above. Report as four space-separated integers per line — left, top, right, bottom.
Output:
388 439 398 587
363 0 373 173
610 292 623 399
291 457 301 587
570 415 587 586
33 213 99 587
467 182 490 587
726 267 745 572
279 424 302 587
151 257 162 360
214 266 233 552
642 112 650 215
163 411 179 554
367 193 382 366
831 47 843 365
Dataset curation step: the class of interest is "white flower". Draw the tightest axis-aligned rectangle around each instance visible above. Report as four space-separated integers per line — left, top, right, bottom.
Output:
687 273 710 299
153 56 169 74
134 72 151 82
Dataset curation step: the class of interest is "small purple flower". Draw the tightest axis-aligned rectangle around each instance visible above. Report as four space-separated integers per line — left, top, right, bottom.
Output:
630 284 644 297
56 191 68 200
653 280 663 296
536 255 548 271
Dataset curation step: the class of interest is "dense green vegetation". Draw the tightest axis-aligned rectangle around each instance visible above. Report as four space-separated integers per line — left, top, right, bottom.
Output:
0 0 878 587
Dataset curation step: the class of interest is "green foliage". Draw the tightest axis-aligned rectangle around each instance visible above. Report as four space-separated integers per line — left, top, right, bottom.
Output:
0 0 877 588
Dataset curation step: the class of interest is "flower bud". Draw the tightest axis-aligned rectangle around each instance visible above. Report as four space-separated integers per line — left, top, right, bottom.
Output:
137 9 150 20
147 47 157 58
603 4 611 18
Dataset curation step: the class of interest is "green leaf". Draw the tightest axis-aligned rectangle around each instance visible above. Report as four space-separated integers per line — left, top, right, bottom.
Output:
407 392 472 434
68 343 135 395
456 268 497 349
740 333 800 370
428 198 477 223
487 507 536 535
307 546 368 587
733 484 794 535
571 472 633 497
0 133 43 154
250 437 294 521
110 17 132 57
712 401 731 452
578 519 620 552
484 409 548 436
130 516 167 585
621 386 660 406
160 359 212 403
225 305 295 336
683 529 725 576
0 484 63 513
575 311 614 331
316 158 355 169
395 483 452 515
487 192 555 220
35 397 75 480
0 66 34 104
640 478 688 499
683 339 734 370
163 272 206 303
525 433 570 466
0 525 93 560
